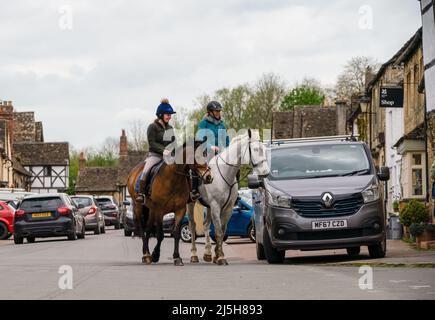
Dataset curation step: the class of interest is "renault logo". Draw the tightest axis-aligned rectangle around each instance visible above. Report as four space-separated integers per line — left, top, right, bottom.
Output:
322 192 334 208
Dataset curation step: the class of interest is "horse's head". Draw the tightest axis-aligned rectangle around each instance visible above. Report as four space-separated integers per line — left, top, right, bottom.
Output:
179 139 213 184
244 129 270 178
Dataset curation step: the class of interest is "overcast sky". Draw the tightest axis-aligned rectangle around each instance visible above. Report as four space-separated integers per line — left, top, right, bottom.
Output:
0 0 422 150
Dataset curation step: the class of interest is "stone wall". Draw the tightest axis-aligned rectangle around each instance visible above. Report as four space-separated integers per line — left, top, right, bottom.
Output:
13 112 36 143
272 105 349 139
35 121 44 142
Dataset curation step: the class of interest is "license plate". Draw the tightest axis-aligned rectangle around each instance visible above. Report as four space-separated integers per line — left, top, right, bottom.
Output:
312 220 348 230
32 212 52 218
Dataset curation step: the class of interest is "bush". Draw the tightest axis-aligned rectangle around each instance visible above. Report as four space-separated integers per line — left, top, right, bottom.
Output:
410 223 425 237
399 200 429 227
425 224 435 233
392 200 399 211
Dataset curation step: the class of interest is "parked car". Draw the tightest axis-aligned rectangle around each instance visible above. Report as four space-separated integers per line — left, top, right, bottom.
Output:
163 190 255 243
249 136 390 264
0 200 15 240
123 203 135 237
13 193 85 244
119 196 132 229
71 195 105 234
95 196 121 229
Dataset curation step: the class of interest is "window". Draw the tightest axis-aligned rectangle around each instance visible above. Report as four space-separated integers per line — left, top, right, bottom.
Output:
44 166 52 177
410 152 425 197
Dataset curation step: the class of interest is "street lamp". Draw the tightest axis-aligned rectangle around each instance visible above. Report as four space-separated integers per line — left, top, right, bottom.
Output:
358 95 375 150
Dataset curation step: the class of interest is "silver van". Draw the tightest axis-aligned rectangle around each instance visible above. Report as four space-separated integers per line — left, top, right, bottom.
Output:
249 136 390 264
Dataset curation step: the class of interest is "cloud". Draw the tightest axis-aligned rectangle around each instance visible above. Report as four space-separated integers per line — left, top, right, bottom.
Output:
0 0 422 148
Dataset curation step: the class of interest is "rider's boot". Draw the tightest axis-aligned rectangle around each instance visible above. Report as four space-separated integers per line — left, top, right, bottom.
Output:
136 178 147 203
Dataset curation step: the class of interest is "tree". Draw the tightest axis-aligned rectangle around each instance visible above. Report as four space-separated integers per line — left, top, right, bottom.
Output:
281 82 325 111
334 56 380 102
244 73 287 130
127 120 149 151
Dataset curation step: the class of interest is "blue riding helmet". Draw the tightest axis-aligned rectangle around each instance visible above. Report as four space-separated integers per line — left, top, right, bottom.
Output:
156 98 176 116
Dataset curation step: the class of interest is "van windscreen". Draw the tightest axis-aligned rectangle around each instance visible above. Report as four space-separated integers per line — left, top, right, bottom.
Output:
269 144 370 180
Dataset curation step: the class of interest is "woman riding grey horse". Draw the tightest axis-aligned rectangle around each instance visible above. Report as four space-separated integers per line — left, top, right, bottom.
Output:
187 129 270 265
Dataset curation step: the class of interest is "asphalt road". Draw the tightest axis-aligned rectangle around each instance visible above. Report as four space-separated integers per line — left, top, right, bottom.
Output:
0 228 434 300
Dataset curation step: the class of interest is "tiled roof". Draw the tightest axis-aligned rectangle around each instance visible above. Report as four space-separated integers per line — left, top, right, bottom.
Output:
117 150 147 186
75 167 119 192
13 142 69 166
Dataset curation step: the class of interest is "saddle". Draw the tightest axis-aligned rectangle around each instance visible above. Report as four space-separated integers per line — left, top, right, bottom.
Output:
135 160 165 196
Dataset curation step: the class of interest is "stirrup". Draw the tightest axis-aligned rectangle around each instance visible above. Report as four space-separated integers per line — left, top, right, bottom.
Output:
190 190 200 201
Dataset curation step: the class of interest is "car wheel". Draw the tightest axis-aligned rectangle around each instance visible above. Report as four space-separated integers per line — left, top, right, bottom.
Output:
27 237 35 243
263 229 285 264
180 223 192 243
114 221 121 230
68 227 77 241
124 229 132 237
256 240 266 260
368 235 387 259
78 223 85 239
101 224 106 234
94 221 101 235
0 222 9 240
14 235 24 245
346 247 361 257
248 224 255 242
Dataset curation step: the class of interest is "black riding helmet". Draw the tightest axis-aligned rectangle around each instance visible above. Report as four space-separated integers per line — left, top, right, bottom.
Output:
206 101 223 112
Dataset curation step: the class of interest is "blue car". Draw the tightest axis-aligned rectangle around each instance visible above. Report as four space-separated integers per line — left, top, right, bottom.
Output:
166 189 255 243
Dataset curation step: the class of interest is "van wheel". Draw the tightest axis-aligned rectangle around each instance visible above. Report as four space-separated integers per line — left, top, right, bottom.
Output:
14 235 24 244
368 236 387 259
256 241 266 260
263 230 285 264
180 223 192 243
346 247 360 256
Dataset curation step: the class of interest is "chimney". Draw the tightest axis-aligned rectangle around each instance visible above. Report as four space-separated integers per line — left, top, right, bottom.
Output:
120 129 128 156
335 100 348 135
79 152 86 171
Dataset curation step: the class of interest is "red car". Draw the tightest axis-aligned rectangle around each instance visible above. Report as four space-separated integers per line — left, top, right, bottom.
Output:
0 200 14 240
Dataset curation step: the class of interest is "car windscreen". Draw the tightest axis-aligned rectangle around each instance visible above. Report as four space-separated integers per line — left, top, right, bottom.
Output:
96 198 112 204
71 197 93 207
20 197 63 210
268 144 371 180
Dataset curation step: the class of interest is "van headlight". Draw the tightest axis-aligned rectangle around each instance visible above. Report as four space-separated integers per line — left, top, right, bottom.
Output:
266 188 292 208
362 183 380 203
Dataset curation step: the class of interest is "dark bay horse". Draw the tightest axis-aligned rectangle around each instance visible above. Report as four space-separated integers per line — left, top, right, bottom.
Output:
127 141 213 266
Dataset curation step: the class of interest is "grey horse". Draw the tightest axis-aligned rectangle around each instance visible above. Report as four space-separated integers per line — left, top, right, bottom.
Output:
187 129 270 265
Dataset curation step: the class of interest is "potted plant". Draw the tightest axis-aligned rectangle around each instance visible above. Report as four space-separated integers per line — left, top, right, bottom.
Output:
399 200 430 241
392 200 399 213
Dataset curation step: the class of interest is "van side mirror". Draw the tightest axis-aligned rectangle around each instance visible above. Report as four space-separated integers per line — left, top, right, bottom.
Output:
378 166 390 181
248 174 264 189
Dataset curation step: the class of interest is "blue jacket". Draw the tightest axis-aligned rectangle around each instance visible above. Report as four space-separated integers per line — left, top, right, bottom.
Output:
196 114 230 153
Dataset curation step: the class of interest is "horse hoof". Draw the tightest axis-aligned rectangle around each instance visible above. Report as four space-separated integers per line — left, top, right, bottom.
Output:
191 256 199 263
142 255 152 265
203 254 212 263
174 258 184 266
152 252 160 263
212 256 218 264
217 258 228 266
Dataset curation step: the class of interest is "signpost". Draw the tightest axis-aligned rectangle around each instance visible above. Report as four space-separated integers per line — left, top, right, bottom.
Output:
379 87 403 108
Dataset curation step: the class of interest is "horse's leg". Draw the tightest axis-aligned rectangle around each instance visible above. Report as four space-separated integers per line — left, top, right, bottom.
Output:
215 207 233 265
142 206 153 265
151 218 164 263
203 207 213 262
187 202 199 263
173 208 185 266
209 203 226 265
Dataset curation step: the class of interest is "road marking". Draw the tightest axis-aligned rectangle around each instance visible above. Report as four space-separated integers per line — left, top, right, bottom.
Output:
409 285 431 290
389 280 409 283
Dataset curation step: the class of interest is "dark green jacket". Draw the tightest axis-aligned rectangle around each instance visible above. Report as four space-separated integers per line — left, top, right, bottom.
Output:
147 120 176 155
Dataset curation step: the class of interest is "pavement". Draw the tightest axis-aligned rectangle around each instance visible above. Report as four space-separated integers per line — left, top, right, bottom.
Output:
0 230 435 299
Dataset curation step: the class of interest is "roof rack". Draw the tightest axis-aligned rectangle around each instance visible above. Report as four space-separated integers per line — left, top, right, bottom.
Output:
265 135 359 146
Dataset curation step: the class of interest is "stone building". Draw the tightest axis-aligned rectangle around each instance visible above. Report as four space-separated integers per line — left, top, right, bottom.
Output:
272 103 350 139
75 130 147 205
0 99 69 193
